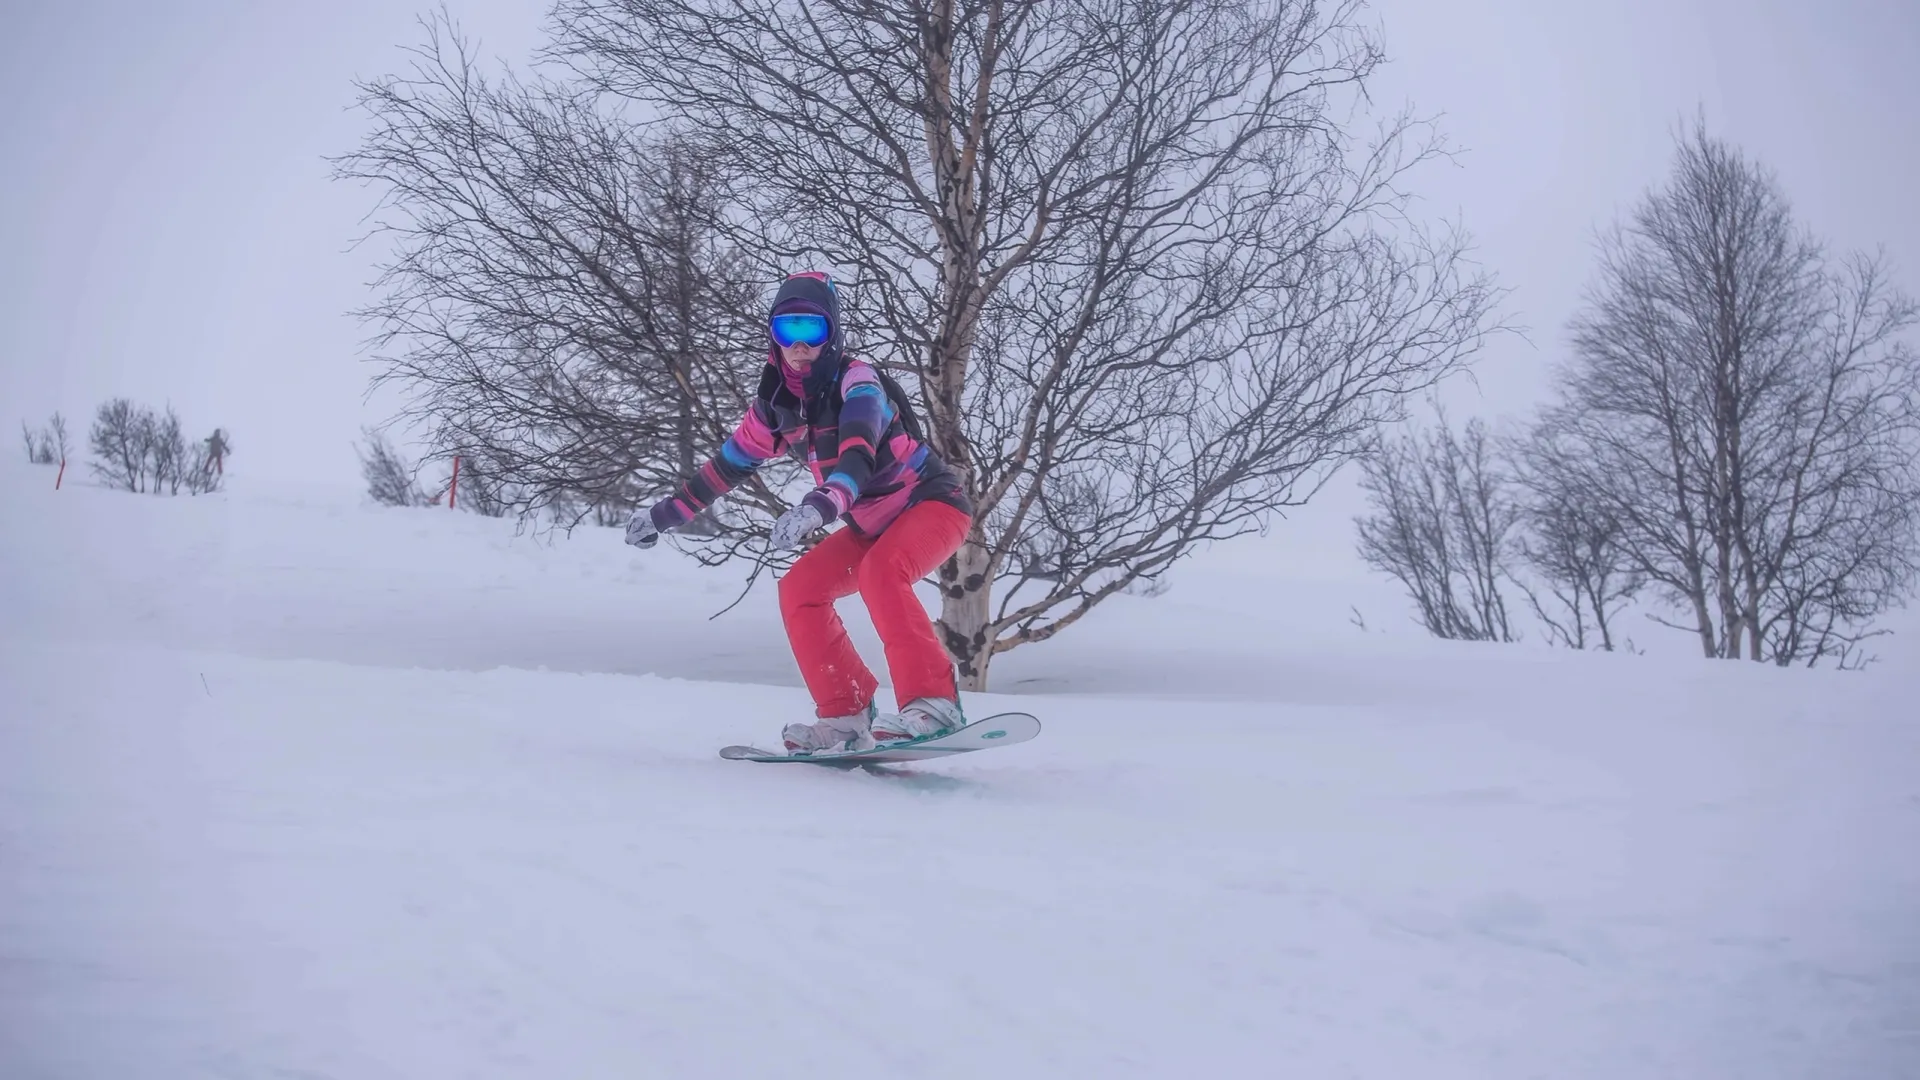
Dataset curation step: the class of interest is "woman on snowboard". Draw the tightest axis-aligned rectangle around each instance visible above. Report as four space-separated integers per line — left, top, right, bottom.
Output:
624 271 975 755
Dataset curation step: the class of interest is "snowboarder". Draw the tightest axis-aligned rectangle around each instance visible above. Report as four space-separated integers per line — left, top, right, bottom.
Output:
624 271 976 754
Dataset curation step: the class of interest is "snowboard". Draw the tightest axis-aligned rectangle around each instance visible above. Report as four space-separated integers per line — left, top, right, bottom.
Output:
719 711 1040 765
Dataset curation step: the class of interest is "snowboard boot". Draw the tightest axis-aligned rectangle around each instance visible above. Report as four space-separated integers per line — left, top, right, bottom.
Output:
872 696 966 745
781 702 878 755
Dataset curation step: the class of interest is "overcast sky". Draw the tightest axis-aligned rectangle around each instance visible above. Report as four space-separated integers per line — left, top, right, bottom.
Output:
2 0 1916 489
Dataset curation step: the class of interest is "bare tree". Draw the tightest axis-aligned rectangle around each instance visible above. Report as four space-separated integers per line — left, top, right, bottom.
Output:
1505 424 1643 650
20 413 68 465
85 399 228 496
334 13 780 540
148 407 189 495
440 445 520 518
89 398 151 492
548 0 1503 688
1543 116 1920 666
1354 412 1520 641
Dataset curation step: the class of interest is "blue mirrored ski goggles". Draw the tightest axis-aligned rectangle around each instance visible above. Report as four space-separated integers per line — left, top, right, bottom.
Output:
770 312 831 348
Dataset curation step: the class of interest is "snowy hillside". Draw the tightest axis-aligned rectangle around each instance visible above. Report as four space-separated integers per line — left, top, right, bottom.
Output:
3 459 1917 1079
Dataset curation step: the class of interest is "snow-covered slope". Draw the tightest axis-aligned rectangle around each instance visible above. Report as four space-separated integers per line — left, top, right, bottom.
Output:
3 460 1916 1079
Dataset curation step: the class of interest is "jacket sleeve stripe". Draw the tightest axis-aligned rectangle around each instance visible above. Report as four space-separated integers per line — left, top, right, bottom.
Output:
653 404 786 530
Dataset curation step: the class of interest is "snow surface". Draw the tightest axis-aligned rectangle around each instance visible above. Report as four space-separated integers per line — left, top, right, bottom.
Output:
3 459 1918 1079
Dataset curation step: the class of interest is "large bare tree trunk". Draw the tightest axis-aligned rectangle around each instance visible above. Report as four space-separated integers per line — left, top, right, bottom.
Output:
939 525 996 689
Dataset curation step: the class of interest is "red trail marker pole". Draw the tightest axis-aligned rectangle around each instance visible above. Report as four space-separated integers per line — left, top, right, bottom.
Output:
449 454 460 509
55 457 66 490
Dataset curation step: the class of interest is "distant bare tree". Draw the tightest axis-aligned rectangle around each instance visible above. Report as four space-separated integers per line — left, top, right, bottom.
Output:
357 428 429 507
89 398 151 492
550 0 1504 688
1505 424 1643 650
20 413 68 465
334 12 778 539
86 399 227 496
1355 411 1520 641
1543 117 1920 666
148 407 189 494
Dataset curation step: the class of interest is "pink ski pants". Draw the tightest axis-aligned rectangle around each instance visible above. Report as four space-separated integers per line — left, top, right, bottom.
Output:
776 499 971 718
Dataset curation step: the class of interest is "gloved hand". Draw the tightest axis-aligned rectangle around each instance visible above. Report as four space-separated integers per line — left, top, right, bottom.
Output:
768 502 825 548
624 506 660 548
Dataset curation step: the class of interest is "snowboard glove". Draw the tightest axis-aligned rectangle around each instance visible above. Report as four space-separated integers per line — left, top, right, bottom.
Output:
624 507 660 548
768 502 825 549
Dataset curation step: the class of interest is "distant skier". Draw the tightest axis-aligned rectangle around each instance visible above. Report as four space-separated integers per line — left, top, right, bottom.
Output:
624 271 975 754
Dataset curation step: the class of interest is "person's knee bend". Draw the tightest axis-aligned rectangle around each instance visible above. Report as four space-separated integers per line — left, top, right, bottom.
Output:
855 548 915 598
778 566 816 612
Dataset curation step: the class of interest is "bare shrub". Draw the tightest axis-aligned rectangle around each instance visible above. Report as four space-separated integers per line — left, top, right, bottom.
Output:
87 399 229 495
89 399 151 492
21 413 69 465
357 428 430 507
1354 412 1520 642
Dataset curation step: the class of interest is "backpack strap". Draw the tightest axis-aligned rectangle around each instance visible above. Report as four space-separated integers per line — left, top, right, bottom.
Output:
866 364 927 443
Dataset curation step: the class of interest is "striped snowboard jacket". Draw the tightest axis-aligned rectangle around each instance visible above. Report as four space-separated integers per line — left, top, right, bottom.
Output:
649 275 972 539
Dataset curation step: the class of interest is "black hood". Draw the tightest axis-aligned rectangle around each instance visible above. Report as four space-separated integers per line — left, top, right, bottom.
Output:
767 271 846 400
